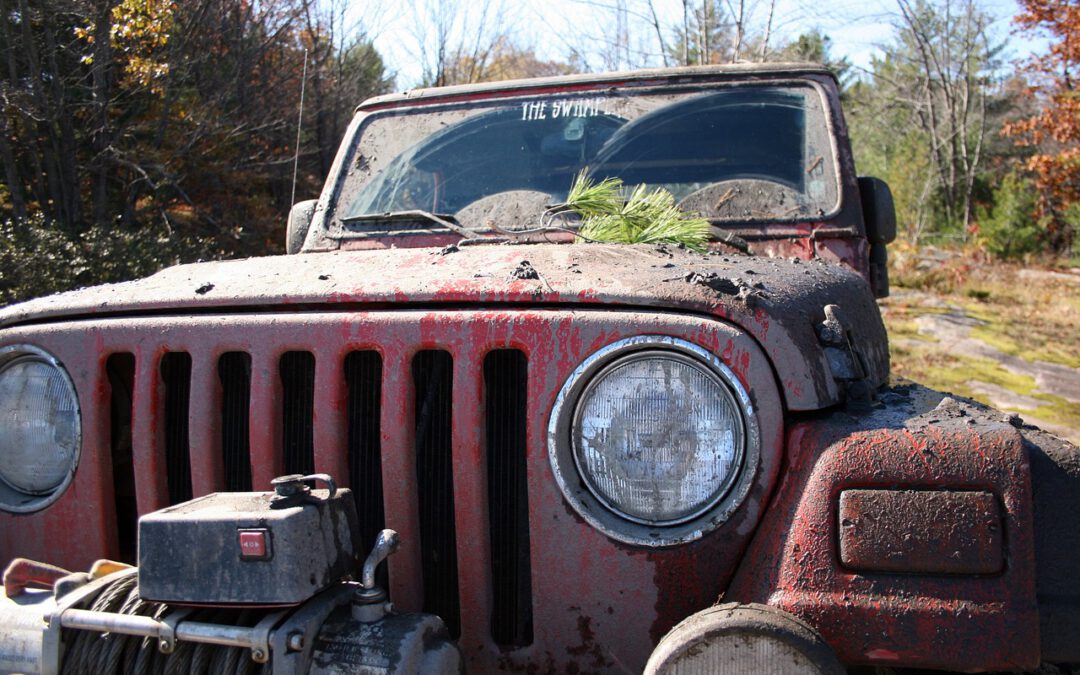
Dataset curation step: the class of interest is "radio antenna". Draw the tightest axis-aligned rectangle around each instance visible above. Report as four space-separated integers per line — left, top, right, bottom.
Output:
290 48 309 207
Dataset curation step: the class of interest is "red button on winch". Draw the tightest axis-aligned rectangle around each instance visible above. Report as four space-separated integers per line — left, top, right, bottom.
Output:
238 529 270 560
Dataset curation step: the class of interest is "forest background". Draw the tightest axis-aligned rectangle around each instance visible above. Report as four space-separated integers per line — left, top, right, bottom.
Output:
0 0 1076 305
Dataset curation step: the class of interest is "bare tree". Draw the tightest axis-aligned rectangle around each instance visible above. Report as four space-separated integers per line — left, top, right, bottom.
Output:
725 0 746 62
759 0 776 61
896 0 994 232
682 0 691 65
408 0 512 86
646 0 671 67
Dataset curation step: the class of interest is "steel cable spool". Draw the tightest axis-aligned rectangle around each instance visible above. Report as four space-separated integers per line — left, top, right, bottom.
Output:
58 575 265 675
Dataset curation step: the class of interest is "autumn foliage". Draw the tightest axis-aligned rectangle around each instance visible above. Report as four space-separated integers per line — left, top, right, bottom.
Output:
0 0 391 303
1002 0 1080 253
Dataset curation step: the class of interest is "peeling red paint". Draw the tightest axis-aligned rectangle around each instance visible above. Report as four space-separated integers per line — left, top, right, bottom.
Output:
0 308 781 673
727 392 1041 671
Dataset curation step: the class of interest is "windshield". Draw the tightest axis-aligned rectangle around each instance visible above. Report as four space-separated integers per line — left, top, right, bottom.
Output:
331 83 838 235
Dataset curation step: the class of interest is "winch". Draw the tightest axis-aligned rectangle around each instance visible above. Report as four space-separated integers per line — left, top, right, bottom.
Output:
0 474 461 674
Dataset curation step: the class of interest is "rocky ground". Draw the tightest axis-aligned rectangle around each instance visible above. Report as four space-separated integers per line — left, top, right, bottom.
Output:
880 258 1080 445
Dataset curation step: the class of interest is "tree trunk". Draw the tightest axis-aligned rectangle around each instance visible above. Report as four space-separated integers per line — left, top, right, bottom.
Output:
16 0 65 223
91 0 113 227
0 112 27 220
40 3 83 226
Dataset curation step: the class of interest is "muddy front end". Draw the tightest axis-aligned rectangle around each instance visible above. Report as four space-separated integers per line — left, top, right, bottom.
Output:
0 244 1077 673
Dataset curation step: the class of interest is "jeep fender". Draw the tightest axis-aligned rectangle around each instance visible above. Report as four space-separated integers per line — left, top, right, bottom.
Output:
727 385 1043 671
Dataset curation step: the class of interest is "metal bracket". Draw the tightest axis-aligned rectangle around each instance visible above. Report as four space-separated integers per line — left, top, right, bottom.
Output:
809 226 860 241
250 608 289 663
158 608 192 654
270 583 358 675
42 568 139 675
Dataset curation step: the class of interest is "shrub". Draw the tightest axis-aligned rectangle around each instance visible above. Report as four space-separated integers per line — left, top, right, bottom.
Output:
0 212 218 307
975 172 1046 260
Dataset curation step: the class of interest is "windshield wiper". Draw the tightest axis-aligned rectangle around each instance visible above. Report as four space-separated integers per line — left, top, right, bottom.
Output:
341 210 485 239
709 226 750 253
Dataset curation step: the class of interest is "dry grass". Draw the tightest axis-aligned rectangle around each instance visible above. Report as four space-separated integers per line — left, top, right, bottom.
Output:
882 244 1080 442
889 244 1080 367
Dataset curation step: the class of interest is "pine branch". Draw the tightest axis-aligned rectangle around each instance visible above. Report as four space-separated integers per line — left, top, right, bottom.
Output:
561 171 710 252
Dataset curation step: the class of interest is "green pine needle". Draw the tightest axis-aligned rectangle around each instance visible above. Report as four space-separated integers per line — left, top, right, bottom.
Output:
561 171 710 252
564 170 624 218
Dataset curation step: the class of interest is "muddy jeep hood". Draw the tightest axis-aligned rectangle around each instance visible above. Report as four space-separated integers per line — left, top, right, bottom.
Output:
0 243 886 411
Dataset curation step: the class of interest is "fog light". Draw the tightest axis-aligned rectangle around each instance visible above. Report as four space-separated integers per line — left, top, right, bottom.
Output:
645 604 844 675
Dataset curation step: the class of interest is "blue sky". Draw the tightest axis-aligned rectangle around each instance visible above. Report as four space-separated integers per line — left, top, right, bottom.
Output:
357 0 1050 88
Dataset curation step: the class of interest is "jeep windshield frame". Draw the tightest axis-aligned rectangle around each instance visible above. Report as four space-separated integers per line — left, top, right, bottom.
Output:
313 72 845 248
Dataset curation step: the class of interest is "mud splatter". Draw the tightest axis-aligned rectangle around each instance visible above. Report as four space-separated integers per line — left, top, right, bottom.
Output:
509 260 540 281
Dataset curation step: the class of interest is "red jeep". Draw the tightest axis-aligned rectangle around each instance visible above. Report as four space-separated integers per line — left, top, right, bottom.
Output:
1 64 1077 674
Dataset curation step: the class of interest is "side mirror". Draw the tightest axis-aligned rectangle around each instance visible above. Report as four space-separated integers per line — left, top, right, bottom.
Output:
857 177 896 298
286 200 318 254
857 177 896 245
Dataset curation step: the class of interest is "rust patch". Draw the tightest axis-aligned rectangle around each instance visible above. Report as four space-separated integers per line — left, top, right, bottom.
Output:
649 533 740 644
838 489 1003 575
565 609 615 672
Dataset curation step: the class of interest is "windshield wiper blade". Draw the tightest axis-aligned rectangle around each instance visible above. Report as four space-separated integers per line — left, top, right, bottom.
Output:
341 210 483 239
709 226 750 253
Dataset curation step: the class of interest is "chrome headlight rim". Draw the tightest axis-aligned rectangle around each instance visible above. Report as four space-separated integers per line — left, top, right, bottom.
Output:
548 335 760 548
0 344 81 513
570 348 748 527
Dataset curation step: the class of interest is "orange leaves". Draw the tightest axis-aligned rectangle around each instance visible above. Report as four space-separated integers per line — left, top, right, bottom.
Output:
1001 0 1080 249
1013 0 1080 67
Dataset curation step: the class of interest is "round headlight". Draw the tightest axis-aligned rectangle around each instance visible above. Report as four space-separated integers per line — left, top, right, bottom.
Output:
0 345 80 512
549 336 759 546
573 351 744 525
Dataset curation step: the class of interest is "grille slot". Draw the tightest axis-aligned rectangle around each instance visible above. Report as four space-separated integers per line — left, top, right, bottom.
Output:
413 350 461 639
160 352 193 505
106 353 137 563
280 351 315 476
219 352 252 492
485 349 534 647
345 351 385 572
94 332 537 647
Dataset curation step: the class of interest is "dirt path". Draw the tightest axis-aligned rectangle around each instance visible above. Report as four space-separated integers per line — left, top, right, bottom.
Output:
881 269 1080 445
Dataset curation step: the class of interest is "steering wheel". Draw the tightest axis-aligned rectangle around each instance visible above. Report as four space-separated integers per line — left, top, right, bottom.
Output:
677 179 804 219
455 190 553 232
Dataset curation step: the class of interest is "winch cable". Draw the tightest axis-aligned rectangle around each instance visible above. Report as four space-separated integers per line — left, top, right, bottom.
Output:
60 575 269 675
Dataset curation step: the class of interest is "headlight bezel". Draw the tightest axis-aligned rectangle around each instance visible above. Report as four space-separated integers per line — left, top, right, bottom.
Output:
0 344 81 513
548 335 760 547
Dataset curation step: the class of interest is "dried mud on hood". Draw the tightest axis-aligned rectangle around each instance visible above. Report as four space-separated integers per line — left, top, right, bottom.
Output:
0 243 888 411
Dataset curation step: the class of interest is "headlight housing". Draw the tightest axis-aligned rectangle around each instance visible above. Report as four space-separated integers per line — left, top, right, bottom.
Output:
548 336 759 546
0 345 81 512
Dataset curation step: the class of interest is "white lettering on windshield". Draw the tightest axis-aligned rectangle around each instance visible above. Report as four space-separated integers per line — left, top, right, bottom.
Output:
522 97 608 121
521 101 549 120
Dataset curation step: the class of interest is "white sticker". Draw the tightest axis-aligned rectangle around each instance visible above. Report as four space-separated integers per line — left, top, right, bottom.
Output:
522 97 608 121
